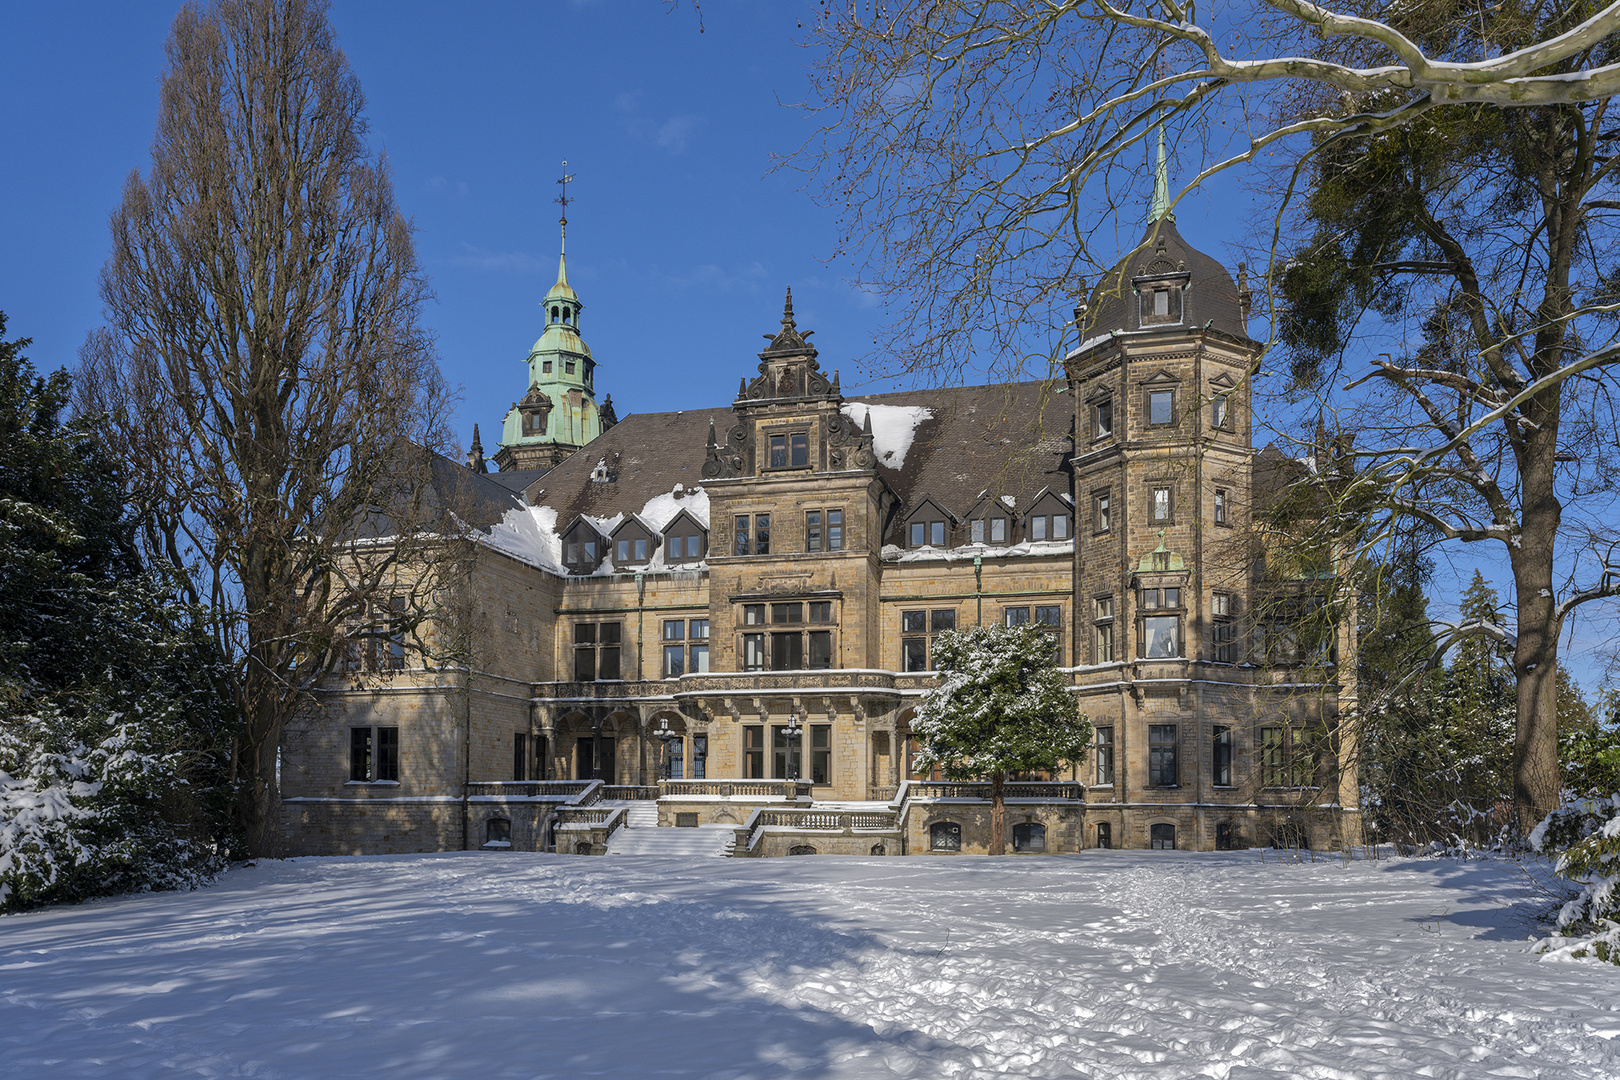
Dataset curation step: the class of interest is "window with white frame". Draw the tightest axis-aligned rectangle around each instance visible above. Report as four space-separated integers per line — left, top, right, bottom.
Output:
1150 484 1174 524
1148 387 1176 426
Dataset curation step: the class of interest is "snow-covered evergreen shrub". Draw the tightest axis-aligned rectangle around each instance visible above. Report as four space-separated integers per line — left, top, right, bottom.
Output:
1 316 237 913
1530 794 1620 963
911 623 1091 782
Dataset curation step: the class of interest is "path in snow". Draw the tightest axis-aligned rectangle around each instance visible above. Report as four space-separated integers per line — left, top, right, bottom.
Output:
1 851 1616 1079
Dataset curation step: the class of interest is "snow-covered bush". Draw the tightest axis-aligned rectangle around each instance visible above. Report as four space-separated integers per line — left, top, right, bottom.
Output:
0 694 231 912
1530 793 1620 963
1 316 237 913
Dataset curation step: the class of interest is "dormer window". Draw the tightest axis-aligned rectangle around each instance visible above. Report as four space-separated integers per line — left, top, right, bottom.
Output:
910 520 947 547
1026 490 1073 543
662 511 708 564
1139 281 1184 326
904 499 955 549
562 520 605 574
968 515 1008 545
617 537 646 563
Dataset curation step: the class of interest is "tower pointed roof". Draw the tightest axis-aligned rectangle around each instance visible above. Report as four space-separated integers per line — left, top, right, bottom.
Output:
547 163 579 304
1148 122 1174 225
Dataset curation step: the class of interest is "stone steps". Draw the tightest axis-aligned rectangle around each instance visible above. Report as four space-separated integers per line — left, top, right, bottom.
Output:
606 823 735 857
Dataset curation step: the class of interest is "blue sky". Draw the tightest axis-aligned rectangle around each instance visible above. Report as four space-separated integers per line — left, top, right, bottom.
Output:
1 1 908 441
3 2 1245 440
1 1 1610 689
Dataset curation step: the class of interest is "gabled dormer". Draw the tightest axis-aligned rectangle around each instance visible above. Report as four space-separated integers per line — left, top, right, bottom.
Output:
902 496 959 549
661 509 708 564
1024 487 1075 542
560 517 606 575
963 493 1016 547
609 515 657 569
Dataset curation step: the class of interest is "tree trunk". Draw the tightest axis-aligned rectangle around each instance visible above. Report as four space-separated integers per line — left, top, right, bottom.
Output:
989 769 1005 856
238 663 283 859
1512 556 1562 829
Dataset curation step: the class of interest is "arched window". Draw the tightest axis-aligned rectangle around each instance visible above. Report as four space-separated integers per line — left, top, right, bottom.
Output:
563 307 571 323
1013 822 1046 852
869 843 887 856
788 845 817 856
930 821 961 852
485 817 511 847
551 306 560 322
1150 823 1176 850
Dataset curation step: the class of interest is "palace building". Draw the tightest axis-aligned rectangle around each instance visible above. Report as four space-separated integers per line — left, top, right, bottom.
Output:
280 193 1359 859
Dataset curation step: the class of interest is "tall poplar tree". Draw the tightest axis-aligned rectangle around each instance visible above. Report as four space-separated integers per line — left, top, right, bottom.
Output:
80 0 455 856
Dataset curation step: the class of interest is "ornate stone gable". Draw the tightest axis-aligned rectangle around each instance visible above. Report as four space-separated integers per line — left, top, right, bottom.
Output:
702 288 875 480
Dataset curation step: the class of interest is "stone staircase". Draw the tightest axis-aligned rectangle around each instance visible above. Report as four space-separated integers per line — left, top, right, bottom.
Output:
602 801 735 857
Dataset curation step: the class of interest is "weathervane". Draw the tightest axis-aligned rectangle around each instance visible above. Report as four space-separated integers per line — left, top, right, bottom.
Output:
556 161 575 251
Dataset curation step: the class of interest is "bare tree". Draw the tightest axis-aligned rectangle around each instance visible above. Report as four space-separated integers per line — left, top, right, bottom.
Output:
78 0 457 857
802 1 1620 827
801 2 1620 377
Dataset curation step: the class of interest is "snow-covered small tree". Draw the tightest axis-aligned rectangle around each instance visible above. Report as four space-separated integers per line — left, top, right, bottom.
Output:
911 623 1090 855
1531 793 1620 965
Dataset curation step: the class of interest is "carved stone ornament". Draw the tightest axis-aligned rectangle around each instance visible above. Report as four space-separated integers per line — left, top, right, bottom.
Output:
702 420 753 479
824 411 876 471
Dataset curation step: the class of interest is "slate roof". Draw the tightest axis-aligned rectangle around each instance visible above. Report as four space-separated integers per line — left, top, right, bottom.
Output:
1086 218 1249 343
492 380 1075 545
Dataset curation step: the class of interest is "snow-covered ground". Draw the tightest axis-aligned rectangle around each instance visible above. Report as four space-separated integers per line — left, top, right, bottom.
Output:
3 850 1618 1079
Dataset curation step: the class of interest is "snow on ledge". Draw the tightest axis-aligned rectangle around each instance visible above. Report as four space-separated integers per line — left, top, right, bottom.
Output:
882 539 1075 563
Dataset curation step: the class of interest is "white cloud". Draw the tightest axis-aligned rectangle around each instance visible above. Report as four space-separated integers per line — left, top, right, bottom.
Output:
655 261 769 292
446 242 543 274
653 114 704 153
425 175 469 197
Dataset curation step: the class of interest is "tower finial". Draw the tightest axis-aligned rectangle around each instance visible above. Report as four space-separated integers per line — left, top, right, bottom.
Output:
782 286 796 329
1148 122 1173 225
556 161 575 251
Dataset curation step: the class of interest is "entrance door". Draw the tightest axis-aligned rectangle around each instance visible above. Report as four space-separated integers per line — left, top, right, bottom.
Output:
576 736 616 781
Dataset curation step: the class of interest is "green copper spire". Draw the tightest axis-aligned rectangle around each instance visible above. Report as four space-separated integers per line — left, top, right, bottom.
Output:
492 162 607 471
555 162 574 292
1148 122 1174 224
